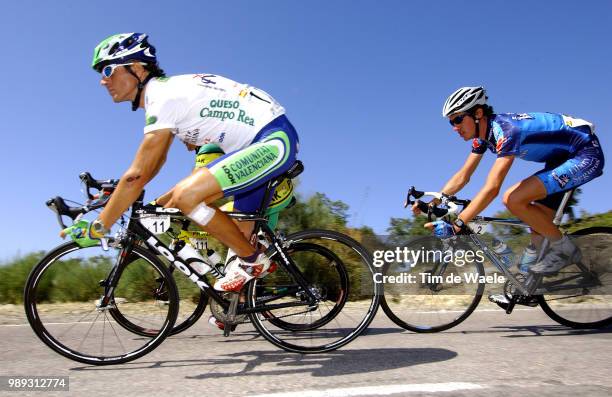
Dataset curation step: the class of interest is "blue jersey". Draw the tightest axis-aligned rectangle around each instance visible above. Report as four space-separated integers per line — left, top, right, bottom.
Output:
471 112 595 162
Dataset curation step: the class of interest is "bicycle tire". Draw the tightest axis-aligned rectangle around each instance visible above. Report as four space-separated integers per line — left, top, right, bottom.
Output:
165 265 209 336
247 229 380 353
380 236 485 333
24 242 179 365
538 227 612 329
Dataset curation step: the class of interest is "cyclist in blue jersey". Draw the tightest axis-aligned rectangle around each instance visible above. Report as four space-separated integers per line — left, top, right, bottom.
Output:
415 86 604 284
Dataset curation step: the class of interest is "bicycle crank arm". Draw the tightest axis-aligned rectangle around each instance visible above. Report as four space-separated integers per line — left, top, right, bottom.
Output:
224 293 240 337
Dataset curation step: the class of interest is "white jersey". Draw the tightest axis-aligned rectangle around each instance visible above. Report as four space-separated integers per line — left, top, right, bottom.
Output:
143 74 285 153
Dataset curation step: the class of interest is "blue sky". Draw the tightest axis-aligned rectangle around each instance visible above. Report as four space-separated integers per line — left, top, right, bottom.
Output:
1 1 611 260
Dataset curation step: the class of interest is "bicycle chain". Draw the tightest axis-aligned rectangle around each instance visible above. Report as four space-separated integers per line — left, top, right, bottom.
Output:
210 291 319 325
234 306 317 324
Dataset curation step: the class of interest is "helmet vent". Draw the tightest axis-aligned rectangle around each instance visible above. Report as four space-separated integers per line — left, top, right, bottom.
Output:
108 42 120 55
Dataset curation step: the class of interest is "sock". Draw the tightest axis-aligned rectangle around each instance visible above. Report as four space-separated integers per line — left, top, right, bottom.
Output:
240 250 261 264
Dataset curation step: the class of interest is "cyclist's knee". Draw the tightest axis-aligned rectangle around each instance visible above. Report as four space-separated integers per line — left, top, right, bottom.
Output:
171 180 207 213
502 188 519 211
173 171 222 211
503 189 529 214
164 196 177 209
170 184 192 212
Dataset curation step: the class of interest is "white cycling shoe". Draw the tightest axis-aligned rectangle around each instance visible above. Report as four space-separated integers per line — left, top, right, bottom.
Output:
213 252 272 292
529 236 582 275
488 294 511 310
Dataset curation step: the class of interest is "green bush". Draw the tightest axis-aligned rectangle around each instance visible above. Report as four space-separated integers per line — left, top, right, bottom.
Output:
5 198 606 304
0 252 45 304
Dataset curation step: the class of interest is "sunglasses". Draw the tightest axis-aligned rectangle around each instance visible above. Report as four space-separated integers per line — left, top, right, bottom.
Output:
101 62 145 78
449 114 470 126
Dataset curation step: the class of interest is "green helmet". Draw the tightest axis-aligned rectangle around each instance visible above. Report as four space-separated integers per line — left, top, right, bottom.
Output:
92 32 157 72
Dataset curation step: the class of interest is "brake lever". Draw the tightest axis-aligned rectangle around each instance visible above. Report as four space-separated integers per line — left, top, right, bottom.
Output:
403 187 415 208
46 200 68 229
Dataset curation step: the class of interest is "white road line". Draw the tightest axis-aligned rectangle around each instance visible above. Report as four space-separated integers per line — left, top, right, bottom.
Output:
253 382 484 397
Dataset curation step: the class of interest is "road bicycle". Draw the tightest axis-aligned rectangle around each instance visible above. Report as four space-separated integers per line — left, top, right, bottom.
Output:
380 186 612 332
114 216 362 338
24 161 380 365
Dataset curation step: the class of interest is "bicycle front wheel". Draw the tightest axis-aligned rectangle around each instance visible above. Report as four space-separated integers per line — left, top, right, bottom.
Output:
247 229 380 353
538 227 612 329
380 236 485 332
24 242 179 365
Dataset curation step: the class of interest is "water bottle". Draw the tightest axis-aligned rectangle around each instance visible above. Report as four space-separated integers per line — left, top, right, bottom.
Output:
206 249 223 267
518 243 538 274
492 237 514 269
204 248 226 278
176 242 212 275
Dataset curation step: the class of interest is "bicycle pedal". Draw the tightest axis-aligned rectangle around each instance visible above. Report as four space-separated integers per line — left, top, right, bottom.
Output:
505 299 516 314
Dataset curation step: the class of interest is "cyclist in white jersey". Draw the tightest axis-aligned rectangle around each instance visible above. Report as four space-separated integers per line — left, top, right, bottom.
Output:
62 33 300 293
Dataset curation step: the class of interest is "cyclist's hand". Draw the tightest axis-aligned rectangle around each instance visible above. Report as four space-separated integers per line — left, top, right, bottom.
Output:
424 220 455 238
60 220 101 248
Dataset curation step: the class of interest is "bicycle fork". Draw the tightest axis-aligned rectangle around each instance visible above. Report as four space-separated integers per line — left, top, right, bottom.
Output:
97 238 136 310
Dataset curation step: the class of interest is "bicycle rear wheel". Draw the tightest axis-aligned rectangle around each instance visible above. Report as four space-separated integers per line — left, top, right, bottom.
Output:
247 229 380 353
257 242 349 331
24 242 178 365
106 250 208 337
538 227 612 329
380 236 485 332
167 266 209 336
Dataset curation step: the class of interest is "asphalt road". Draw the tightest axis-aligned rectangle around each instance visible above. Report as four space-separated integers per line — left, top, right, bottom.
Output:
1 302 611 397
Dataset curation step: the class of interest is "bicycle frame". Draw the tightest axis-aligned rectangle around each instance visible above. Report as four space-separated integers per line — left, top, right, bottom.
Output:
459 189 597 297
101 191 319 317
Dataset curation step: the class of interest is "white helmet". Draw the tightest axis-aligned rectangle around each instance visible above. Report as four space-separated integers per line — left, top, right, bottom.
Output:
442 86 487 117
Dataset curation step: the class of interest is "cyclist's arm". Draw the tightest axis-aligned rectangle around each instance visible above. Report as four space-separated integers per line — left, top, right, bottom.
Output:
98 129 174 228
440 152 483 195
455 155 514 226
413 152 484 214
